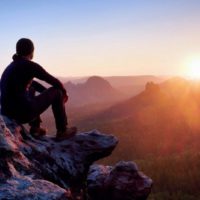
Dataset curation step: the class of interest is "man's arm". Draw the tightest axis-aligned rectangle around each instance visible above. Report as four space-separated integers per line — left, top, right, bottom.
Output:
29 61 67 95
31 80 47 93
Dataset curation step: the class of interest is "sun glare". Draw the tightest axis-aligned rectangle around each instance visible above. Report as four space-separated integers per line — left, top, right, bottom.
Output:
186 57 200 79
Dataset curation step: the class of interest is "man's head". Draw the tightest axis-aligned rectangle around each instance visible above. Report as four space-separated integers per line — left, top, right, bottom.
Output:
16 38 34 60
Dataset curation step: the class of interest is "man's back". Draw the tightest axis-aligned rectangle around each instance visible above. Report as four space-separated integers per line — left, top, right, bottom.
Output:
1 58 34 115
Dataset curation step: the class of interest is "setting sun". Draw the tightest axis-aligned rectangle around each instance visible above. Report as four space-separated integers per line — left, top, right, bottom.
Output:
186 57 200 79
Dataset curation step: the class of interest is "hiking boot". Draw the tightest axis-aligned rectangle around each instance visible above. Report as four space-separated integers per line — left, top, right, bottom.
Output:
56 127 77 141
30 126 47 138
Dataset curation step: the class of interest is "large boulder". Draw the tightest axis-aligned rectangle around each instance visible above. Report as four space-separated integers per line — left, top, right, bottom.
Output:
87 161 152 200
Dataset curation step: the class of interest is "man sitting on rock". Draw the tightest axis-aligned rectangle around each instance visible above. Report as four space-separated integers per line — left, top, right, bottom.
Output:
0 38 77 140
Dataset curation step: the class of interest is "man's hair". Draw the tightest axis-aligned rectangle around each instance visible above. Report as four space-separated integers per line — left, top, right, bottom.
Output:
16 38 34 56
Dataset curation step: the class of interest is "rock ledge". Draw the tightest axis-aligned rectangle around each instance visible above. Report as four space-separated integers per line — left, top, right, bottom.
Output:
0 115 152 200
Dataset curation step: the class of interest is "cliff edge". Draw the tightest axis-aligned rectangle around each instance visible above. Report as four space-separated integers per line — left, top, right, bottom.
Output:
0 115 152 200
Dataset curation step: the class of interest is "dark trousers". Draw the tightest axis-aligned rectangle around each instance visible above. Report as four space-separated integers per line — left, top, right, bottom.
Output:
19 87 68 132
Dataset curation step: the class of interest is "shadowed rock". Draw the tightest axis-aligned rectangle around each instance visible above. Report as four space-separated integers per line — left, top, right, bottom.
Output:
87 161 152 200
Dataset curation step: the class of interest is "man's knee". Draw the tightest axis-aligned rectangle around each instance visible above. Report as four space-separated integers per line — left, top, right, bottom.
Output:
49 87 64 100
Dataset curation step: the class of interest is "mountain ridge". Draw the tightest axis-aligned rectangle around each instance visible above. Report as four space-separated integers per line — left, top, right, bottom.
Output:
76 79 200 159
65 76 125 107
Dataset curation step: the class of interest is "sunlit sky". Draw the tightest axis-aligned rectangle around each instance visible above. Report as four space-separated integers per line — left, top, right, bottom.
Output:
1 0 200 77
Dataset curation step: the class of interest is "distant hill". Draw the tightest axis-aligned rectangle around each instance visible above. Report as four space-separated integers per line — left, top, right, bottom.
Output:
160 77 190 97
76 78 200 160
104 75 167 97
59 75 168 98
65 76 126 107
105 75 166 87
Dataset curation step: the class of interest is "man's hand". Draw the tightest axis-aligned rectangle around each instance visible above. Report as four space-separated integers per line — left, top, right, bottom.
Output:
63 93 68 103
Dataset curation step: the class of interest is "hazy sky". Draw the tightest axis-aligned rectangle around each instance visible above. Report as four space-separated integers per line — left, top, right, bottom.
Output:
1 0 200 77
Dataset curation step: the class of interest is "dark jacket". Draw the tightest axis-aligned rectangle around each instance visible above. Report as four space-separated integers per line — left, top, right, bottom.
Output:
0 56 66 117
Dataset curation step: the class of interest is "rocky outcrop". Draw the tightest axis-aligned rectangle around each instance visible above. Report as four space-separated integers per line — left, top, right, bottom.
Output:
87 161 152 200
0 115 152 200
0 176 69 200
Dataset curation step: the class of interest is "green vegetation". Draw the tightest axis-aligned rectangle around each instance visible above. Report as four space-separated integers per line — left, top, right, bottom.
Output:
137 153 200 199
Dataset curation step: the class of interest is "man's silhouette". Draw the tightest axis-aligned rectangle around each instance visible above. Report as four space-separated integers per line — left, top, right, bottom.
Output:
0 38 77 140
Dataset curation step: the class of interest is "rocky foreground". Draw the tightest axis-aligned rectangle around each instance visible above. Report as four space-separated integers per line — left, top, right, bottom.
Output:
0 115 152 200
